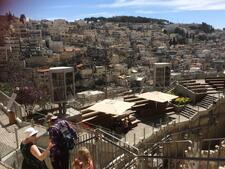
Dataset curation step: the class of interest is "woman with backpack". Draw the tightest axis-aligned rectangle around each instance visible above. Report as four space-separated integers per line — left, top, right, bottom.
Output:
20 127 54 169
46 113 78 169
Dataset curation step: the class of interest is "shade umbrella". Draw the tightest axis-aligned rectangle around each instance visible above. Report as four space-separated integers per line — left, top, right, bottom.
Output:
88 99 135 116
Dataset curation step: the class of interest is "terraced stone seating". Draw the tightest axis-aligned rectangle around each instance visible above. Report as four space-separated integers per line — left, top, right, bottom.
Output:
205 77 225 91
183 83 201 87
179 80 196 85
81 105 140 131
197 95 218 109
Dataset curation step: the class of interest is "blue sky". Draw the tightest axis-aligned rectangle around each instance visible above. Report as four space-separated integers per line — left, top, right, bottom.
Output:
1 0 225 28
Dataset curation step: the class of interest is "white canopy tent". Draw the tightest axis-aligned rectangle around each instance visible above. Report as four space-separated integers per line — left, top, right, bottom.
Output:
88 99 135 116
136 91 178 103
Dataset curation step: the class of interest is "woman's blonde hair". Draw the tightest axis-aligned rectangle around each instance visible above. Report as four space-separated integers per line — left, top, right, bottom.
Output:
77 147 92 163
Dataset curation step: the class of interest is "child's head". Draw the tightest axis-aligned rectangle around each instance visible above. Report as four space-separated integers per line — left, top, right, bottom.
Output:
77 147 92 163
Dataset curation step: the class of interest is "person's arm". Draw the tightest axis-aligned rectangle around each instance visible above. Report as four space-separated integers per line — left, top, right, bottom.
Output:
30 141 54 161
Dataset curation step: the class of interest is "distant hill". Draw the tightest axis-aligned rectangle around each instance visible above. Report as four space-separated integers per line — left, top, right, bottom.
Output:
84 16 171 25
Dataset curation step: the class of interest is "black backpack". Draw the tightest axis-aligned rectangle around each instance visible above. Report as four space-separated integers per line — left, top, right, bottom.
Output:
54 121 78 150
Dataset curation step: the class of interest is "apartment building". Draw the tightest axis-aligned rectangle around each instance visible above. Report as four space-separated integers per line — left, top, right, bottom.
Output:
154 62 171 88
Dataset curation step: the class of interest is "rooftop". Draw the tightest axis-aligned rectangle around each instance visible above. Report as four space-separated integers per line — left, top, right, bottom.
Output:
136 91 178 103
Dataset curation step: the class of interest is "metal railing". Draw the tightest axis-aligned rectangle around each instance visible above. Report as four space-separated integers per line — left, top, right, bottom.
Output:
1 122 225 169
71 128 139 169
71 126 225 169
137 138 225 169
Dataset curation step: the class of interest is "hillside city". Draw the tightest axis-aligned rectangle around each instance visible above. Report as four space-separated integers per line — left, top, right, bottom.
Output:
0 12 225 169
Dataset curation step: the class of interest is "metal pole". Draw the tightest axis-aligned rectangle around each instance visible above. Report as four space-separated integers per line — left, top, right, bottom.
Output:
95 131 100 169
216 141 222 168
206 140 211 169
15 128 19 169
143 128 146 140
15 128 19 148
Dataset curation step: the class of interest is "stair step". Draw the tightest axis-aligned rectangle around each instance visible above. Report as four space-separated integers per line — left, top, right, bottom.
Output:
197 95 218 109
134 100 149 105
180 112 192 118
198 101 212 105
82 111 101 119
80 104 94 110
184 108 197 114
165 107 174 110
180 107 197 118
201 99 214 102
124 95 136 99
181 111 195 116
81 109 94 114
131 119 140 126
199 105 209 109
165 107 174 112
132 103 147 109
201 100 214 103
182 110 195 116
166 111 175 115
204 97 216 100
82 115 98 123
125 97 143 102
129 116 136 121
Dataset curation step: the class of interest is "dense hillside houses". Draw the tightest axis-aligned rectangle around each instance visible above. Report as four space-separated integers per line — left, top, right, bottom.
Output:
1 14 225 169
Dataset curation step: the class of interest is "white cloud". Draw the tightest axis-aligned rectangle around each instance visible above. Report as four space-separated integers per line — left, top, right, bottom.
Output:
99 0 225 11
135 10 155 14
135 9 179 14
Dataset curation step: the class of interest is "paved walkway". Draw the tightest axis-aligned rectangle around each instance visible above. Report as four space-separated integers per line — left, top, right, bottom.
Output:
121 113 189 146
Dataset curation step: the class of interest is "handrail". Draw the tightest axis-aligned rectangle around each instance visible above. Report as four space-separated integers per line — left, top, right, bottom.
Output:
82 121 123 138
203 137 225 142
137 155 225 162
97 129 139 154
101 136 138 156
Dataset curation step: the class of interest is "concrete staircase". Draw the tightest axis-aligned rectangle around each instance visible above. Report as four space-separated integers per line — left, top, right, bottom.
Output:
180 106 198 119
205 77 225 91
197 95 218 109
163 81 177 93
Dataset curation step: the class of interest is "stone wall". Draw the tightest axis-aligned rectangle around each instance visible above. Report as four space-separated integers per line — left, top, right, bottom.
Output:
176 84 197 103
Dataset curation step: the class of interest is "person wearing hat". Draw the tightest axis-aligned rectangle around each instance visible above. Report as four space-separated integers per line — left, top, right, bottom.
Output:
20 127 54 169
46 113 77 169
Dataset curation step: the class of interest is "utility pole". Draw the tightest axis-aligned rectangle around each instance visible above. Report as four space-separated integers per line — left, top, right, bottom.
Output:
104 47 108 99
103 29 110 99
